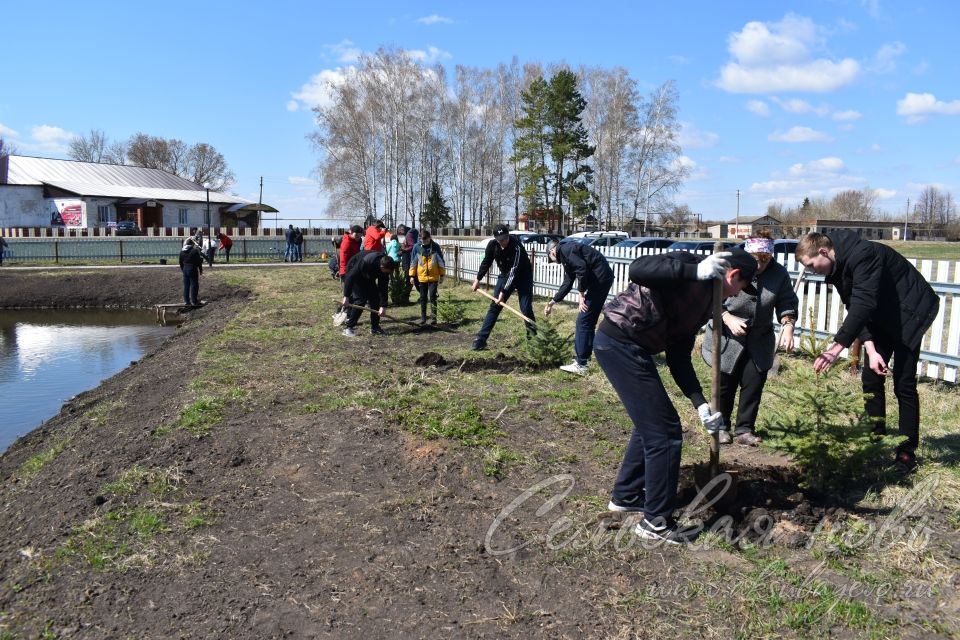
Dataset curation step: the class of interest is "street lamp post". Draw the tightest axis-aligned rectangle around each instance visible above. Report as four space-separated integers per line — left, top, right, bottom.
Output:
203 182 211 241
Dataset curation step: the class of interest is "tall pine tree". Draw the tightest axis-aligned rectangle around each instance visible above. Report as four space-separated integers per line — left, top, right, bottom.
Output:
421 180 452 229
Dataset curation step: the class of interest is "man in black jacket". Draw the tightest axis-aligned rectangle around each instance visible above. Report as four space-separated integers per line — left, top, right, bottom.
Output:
544 240 615 375
340 252 398 337
597 248 757 545
470 224 535 350
797 230 940 473
179 238 204 306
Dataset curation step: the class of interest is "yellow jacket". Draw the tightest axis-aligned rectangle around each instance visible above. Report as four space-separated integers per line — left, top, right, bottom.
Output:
409 242 446 282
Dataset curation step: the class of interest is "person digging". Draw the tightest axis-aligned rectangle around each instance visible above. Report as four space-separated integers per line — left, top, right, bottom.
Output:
470 224 536 350
597 247 757 545
340 252 398 337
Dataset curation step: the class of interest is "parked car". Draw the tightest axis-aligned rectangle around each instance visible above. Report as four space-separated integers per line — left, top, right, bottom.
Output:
559 231 629 248
518 233 564 246
666 239 737 252
611 237 675 250
114 221 142 236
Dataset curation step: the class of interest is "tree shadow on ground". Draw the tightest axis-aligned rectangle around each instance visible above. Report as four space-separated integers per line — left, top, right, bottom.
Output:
921 433 960 466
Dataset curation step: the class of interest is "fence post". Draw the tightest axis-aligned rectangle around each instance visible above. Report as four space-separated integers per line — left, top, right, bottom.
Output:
54 240 59 264
454 245 460 283
242 238 247 261
119 240 123 263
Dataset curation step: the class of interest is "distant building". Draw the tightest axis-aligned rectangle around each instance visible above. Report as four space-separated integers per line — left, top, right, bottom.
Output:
800 218 923 241
0 155 265 231
707 214 782 239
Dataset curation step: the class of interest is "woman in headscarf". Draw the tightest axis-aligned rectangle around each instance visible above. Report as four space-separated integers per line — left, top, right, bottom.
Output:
702 231 799 445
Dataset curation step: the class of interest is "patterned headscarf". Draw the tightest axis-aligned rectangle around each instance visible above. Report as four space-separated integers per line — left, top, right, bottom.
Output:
744 237 774 255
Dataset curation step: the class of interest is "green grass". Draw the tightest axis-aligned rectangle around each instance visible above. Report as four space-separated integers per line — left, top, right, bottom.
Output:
880 240 960 261
172 395 224 438
18 436 71 482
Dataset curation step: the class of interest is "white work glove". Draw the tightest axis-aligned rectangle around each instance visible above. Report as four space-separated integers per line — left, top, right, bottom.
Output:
695 252 731 280
697 403 726 433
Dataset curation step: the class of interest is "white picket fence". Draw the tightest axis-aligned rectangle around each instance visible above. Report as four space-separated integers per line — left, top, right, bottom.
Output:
447 243 960 383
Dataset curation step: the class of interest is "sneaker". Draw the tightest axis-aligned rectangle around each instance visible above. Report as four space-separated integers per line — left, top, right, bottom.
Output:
634 517 700 545
718 430 732 445
608 496 645 512
371 327 387 336
471 340 487 351
889 451 917 476
559 361 588 376
342 327 356 337
735 432 763 446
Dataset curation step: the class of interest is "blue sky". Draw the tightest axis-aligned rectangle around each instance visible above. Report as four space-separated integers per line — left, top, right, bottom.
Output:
2 0 958 224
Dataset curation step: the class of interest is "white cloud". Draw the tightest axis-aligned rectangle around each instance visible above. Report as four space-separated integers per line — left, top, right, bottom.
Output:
912 61 929 75
0 122 19 138
768 126 834 143
669 54 691 65
907 181 947 193
751 156 864 197
872 144 883 152
896 92 960 123
672 155 708 181
861 0 881 20
717 14 860 93
29 125 75 154
871 42 906 74
719 156 741 164
288 176 314 186
746 100 770 117
677 122 719 149
416 14 453 25
324 39 363 63
832 109 862 121
954 156 960 165
406 46 452 64
289 67 356 112
874 188 898 200
771 96 830 116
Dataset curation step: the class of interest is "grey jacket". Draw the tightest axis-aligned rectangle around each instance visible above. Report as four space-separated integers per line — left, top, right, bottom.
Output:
702 260 799 373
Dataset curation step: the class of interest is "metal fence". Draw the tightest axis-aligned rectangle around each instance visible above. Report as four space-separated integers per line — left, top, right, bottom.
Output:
448 244 960 383
0 237 339 263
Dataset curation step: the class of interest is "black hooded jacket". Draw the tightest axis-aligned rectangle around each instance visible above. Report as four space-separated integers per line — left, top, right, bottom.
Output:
552 242 615 303
343 251 390 307
826 229 939 350
476 236 532 295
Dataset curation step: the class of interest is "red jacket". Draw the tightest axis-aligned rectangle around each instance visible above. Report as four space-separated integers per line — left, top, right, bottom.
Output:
217 233 233 249
363 225 386 252
339 232 360 276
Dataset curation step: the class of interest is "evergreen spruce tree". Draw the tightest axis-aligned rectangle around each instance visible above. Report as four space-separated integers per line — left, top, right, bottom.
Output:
524 318 573 368
421 181 452 229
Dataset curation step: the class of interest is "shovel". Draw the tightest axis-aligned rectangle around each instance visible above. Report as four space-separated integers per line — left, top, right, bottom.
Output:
693 245 740 503
475 288 537 325
769 266 805 377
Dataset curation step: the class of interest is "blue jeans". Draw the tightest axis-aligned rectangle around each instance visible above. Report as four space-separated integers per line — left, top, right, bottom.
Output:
573 280 612 365
475 274 535 345
182 266 200 305
594 331 683 521
284 241 295 261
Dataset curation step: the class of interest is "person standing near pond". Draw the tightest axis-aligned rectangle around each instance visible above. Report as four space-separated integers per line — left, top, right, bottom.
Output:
284 224 295 262
217 231 233 263
596 248 758 545
796 230 940 474
179 237 204 306
471 224 536 351
293 226 304 262
702 232 798 446
543 240 615 376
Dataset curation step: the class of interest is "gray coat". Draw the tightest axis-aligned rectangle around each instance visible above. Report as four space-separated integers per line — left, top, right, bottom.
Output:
702 260 799 373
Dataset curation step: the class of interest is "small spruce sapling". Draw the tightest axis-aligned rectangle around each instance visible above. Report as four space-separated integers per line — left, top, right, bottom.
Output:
437 298 467 325
389 268 412 306
523 318 572 368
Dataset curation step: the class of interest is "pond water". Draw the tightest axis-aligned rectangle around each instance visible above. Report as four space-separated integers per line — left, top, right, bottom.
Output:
0 310 175 453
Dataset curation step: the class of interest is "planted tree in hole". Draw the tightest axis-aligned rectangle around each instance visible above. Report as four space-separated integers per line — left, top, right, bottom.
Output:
437 298 467 324
763 362 899 493
524 318 572 368
389 268 412 305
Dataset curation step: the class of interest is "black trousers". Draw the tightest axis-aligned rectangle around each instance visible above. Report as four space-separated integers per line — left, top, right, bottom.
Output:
862 334 921 454
717 351 768 435
417 281 438 319
345 281 381 330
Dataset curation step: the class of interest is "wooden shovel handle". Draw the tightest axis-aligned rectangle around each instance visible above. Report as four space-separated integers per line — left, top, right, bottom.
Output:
476 288 536 325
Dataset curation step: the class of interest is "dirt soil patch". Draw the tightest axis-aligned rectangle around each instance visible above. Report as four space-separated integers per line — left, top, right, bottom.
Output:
0 268 957 639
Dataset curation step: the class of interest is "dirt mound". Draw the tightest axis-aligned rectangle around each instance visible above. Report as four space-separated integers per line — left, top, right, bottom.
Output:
457 354 528 373
415 351 447 367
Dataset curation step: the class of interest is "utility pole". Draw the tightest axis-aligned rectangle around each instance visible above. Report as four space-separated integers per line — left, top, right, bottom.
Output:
904 197 910 241
735 189 740 239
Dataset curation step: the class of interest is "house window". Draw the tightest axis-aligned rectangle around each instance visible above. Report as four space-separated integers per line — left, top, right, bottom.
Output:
97 205 110 224
179 208 188 225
